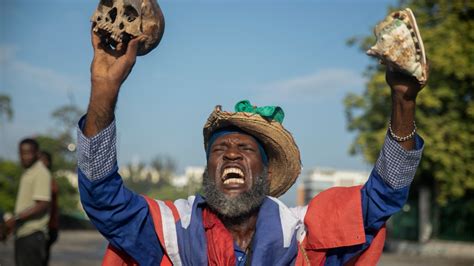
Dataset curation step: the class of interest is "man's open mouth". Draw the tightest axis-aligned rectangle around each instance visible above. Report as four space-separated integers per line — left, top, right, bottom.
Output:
221 167 245 185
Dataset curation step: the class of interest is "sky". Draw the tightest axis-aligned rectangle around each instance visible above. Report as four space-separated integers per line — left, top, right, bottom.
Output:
0 0 397 205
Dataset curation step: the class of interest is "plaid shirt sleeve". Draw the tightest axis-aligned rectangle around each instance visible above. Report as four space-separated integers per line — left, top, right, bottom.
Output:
375 132 424 189
77 115 117 181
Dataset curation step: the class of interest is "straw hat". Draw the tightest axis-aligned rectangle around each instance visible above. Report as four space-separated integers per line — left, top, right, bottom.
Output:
203 103 301 197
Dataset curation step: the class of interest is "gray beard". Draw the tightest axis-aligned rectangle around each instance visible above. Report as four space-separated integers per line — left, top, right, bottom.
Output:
202 167 269 219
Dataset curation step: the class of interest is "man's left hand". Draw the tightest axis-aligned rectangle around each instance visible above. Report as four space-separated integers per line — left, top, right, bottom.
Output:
386 63 429 101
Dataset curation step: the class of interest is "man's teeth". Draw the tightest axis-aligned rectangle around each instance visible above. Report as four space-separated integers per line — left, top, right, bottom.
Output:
222 167 244 179
223 178 245 185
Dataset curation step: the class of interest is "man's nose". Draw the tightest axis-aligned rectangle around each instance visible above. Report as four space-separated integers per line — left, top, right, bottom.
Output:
223 147 243 161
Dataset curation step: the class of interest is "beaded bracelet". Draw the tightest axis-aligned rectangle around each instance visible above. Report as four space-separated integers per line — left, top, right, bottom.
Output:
388 120 417 142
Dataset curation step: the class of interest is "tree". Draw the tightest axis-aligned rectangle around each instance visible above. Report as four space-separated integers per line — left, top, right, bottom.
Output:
0 94 13 124
51 104 83 138
0 94 17 213
0 160 22 212
36 135 76 171
35 104 83 174
0 103 83 218
345 0 473 203
345 0 474 240
38 104 84 214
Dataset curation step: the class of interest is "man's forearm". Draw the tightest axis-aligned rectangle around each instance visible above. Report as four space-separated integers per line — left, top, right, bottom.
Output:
85 30 142 138
5 201 50 230
390 93 416 150
385 65 425 151
15 201 50 223
83 84 119 138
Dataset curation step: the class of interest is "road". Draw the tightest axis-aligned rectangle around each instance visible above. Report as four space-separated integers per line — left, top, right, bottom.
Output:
1 230 473 266
0 231 105 266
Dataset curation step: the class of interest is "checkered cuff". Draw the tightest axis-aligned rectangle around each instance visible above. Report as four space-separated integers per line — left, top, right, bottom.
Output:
77 115 117 181
375 132 424 190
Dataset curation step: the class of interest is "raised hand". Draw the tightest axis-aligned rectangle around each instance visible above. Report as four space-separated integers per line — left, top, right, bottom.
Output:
84 27 146 137
385 62 429 101
91 27 146 92
386 62 429 150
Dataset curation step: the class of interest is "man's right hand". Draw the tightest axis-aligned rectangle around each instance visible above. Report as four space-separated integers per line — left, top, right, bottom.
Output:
91 28 145 93
84 27 145 137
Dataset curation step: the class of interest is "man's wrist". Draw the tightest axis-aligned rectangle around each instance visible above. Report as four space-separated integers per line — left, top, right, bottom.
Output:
391 88 418 103
91 75 121 90
91 83 120 100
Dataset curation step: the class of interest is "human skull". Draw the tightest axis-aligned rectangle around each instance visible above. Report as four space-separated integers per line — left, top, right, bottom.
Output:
367 8 427 85
91 0 165 56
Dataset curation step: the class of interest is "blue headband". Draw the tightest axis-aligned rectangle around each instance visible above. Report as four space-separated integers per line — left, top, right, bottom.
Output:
206 128 269 166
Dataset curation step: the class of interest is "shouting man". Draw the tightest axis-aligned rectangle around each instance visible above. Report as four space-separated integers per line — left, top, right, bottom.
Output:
78 9 427 266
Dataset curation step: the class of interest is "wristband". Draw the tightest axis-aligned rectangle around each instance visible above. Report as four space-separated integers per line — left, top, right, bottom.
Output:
388 120 417 142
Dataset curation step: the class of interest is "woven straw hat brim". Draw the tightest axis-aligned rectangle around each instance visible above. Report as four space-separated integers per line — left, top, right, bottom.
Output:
203 108 301 197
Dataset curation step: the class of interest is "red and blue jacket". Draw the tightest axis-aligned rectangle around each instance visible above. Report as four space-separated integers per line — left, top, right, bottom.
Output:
80 169 406 265
77 117 424 265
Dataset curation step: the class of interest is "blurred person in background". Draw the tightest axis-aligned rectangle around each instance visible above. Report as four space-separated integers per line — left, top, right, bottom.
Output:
5 138 51 266
39 151 59 265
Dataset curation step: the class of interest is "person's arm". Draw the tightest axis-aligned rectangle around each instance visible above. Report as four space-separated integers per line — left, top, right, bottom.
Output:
77 29 163 264
359 65 429 231
5 165 52 235
359 64 428 225
5 201 50 235
84 27 145 137
324 67 428 264
386 67 427 151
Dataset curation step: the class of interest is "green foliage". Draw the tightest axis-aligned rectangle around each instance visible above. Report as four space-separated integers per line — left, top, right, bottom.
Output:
148 184 191 201
124 175 196 201
55 175 79 214
0 159 21 212
344 0 474 204
35 103 82 214
388 199 419 241
0 103 82 216
36 134 76 171
438 195 474 241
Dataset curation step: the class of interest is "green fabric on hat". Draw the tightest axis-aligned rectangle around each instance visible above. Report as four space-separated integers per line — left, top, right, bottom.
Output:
234 100 285 124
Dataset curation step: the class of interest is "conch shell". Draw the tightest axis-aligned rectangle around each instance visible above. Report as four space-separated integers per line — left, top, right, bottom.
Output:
367 8 427 85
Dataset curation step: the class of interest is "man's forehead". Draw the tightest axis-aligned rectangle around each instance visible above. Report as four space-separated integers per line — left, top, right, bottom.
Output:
212 132 259 145
20 143 36 150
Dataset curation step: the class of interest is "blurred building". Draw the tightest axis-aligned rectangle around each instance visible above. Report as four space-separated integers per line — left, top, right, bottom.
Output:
172 166 204 188
119 165 160 184
299 168 369 205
